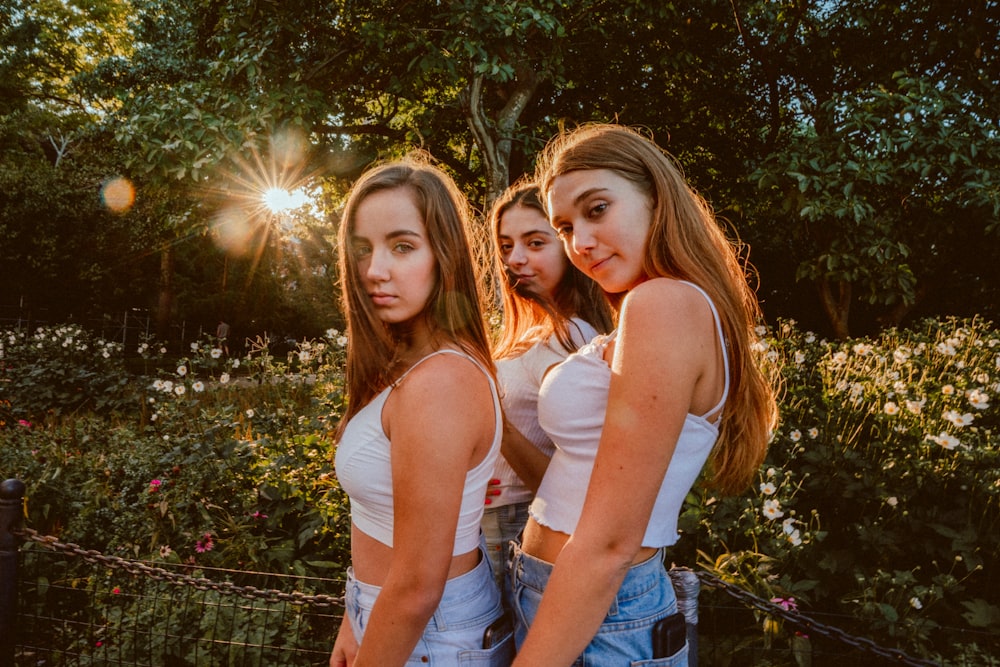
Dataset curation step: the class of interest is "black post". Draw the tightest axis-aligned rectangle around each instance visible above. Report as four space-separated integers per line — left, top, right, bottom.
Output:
0 478 26 667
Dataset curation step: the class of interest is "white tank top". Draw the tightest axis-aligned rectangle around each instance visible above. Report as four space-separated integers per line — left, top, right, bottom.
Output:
335 349 502 555
530 282 730 548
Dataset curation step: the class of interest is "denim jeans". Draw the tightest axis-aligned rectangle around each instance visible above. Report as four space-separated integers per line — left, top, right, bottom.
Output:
506 541 689 666
481 502 530 587
345 544 514 666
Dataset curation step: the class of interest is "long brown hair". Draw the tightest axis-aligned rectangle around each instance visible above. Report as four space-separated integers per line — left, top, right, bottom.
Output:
490 180 613 359
535 124 778 495
336 155 494 427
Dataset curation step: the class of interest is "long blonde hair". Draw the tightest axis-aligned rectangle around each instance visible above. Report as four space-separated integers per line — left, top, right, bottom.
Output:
535 124 778 495
490 180 613 359
336 155 494 427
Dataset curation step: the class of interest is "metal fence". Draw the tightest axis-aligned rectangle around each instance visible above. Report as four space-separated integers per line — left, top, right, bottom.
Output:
3 479 981 667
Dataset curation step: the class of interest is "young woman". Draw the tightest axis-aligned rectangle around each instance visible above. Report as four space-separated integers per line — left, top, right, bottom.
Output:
330 157 513 666
508 124 779 666
482 182 613 584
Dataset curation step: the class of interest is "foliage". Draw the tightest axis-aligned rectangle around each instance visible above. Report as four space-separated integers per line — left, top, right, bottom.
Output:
676 316 1000 664
0 324 132 423
4 317 999 663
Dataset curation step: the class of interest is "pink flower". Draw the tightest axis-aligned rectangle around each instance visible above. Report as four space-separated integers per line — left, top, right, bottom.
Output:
148 479 162 493
771 596 798 611
112 587 121 595
195 532 214 553
252 511 268 520
17 419 31 428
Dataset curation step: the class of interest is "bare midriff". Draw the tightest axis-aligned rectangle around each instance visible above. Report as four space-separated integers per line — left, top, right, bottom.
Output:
521 517 659 565
349 522 481 586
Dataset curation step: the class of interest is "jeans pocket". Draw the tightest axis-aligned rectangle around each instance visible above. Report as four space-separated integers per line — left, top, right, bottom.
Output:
457 631 515 666
630 641 689 666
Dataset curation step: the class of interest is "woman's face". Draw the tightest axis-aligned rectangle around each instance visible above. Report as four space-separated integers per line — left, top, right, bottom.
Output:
547 168 652 294
350 187 438 326
497 205 569 302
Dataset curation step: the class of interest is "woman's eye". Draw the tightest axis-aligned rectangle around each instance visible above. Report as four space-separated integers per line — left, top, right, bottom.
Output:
528 239 546 249
499 243 513 254
587 202 607 218
555 224 573 238
353 245 372 258
393 242 415 253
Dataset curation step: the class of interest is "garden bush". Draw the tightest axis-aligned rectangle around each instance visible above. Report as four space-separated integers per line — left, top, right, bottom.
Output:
2 319 998 665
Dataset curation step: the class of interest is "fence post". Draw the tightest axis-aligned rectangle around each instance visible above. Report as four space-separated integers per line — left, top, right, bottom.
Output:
0 478 26 667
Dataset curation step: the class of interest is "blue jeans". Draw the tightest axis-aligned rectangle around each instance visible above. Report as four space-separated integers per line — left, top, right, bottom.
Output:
481 502 530 587
345 545 514 665
506 541 689 666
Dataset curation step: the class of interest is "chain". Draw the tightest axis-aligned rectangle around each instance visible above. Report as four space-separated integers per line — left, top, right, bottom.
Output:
14 526 344 609
695 571 941 667
12 527 942 664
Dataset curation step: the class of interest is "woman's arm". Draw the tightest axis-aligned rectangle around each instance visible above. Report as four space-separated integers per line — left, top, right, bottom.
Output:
500 420 550 494
330 617 359 667
512 280 718 666
351 355 496 667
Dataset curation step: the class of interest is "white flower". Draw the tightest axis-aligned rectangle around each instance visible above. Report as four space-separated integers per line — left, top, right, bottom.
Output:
211 348 222 359
173 384 186 396
176 365 187 377
831 351 848 366
159 347 167 354
326 328 339 338
762 499 784 520
161 380 174 393
785 529 802 546
766 467 776 478
245 409 255 418
755 325 767 337
909 597 923 610
789 430 802 442
337 336 348 348
883 402 900 416
298 350 311 363
231 358 241 368
905 398 926 415
804 332 816 344
943 410 974 427
930 432 960 450
808 428 819 439
941 384 955 396
192 381 205 393
219 373 230 384
781 517 797 534
893 347 911 364
887 497 898 507
794 351 806 365
936 342 956 356
967 389 990 410
190 342 199 352
853 343 872 356
760 482 777 496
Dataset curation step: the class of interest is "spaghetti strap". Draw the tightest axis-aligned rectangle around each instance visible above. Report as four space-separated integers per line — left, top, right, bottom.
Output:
393 348 494 388
679 281 730 422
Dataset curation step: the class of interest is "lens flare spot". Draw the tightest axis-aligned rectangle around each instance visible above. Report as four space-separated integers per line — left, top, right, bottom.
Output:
212 207 256 255
101 177 135 212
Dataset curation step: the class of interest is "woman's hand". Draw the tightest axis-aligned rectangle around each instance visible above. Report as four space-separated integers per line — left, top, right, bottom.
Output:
485 478 502 505
330 619 358 667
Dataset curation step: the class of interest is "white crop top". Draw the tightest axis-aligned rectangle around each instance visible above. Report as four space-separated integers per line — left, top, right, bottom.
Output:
491 318 600 507
334 349 503 556
530 282 730 548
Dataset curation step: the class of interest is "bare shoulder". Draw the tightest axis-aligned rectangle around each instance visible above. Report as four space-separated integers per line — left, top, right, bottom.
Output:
394 351 492 407
620 278 714 333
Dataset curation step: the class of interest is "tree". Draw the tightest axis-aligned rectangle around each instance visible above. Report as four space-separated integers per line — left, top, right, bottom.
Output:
736 0 1000 337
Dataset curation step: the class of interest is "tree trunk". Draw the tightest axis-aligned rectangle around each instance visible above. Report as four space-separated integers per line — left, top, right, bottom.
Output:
463 64 541 211
818 275 852 339
156 245 175 342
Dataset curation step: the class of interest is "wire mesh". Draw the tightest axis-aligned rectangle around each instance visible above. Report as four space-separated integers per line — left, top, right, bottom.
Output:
15 545 343 667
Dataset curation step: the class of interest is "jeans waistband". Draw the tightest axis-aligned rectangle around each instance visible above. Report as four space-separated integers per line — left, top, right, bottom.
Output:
510 541 667 612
